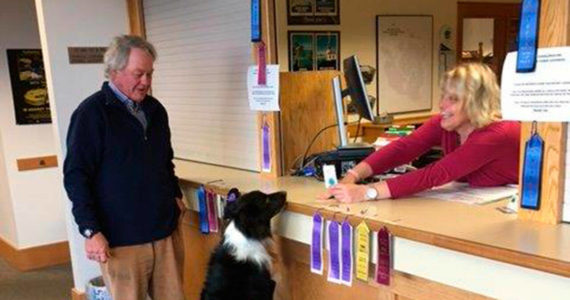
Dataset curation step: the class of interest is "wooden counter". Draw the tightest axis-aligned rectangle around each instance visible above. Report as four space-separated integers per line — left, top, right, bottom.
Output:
174 159 570 300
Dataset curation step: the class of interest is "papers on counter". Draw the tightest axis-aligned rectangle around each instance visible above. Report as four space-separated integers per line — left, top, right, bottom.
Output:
414 182 518 205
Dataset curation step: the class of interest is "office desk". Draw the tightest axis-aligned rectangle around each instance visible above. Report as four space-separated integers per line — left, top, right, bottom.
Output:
174 159 570 300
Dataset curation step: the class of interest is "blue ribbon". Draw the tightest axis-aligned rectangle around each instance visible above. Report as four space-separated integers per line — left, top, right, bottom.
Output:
521 122 543 210
516 0 540 73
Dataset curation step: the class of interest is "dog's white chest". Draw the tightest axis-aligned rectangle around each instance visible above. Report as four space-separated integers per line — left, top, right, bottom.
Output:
223 222 272 269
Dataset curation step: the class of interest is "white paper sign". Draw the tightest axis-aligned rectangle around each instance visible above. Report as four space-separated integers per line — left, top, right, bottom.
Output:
501 47 570 121
247 65 280 111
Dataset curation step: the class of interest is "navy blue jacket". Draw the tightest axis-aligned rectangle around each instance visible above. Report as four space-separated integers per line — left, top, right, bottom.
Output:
64 82 182 247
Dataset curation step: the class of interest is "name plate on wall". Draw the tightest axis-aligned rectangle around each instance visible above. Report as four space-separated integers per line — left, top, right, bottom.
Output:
67 47 107 64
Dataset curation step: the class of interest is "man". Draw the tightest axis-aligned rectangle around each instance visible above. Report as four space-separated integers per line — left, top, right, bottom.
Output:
64 35 185 300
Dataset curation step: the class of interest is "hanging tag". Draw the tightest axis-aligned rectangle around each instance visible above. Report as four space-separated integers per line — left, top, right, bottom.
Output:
521 121 543 210
251 0 261 42
206 190 219 232
340 218 353 286
310 211 324 274
197 186 209 234
516 0 540 73
257 41 267 85
355 221 370 282
261 118 271 172
375 227 391 286
327 220 341 284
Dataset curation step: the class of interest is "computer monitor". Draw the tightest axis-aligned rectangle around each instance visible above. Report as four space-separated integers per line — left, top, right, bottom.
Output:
332 55 376 148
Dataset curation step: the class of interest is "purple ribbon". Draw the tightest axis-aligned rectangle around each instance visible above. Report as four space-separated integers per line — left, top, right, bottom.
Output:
328 221 341 282
376 227 391 285
310 212 323 274
262 121 271 172
341 219 353 285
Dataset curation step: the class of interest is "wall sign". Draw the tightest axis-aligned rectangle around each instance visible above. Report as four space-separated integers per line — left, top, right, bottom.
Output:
6 49 51 125
68 47 106 64
287 0 340 25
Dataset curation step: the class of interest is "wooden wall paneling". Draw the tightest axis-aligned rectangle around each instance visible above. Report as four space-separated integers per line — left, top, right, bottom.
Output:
0 237 70 271
279 71 342 173
126 0 145 37
257 0 282 178
16 155 58 171
518 0 570 224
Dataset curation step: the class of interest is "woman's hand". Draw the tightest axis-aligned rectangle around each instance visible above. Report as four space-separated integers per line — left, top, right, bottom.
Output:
327 183 368 203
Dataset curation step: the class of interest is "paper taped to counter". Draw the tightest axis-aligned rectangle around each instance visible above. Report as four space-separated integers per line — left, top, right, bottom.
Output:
414 182 518 205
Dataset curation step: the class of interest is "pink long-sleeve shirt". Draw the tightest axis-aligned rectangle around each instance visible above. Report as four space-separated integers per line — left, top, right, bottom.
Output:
363 115 521 198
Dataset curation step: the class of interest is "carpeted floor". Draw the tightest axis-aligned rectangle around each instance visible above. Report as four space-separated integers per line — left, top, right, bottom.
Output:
0 258 73 300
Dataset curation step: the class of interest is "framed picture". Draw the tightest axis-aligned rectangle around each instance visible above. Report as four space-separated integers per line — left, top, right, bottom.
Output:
6 49 51 125
289 31 340 71
287 0 340 25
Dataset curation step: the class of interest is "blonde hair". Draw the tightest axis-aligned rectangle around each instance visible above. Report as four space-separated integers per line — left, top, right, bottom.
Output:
440 63 501 128
103 35 157 78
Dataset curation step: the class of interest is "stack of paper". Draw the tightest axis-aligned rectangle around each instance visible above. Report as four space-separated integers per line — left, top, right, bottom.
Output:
414 182 518 205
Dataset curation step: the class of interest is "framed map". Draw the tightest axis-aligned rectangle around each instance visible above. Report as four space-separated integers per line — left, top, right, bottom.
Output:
376 15 433 114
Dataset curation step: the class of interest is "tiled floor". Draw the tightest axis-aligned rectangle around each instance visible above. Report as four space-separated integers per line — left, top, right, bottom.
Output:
0 258 73 300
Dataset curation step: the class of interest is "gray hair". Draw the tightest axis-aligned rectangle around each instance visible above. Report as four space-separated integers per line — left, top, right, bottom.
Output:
103 35 157 78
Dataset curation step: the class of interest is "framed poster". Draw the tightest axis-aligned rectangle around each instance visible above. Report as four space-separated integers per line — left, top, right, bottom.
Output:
289 31 340 71
287 0 340 25
376 15 433 114
6 49 51 124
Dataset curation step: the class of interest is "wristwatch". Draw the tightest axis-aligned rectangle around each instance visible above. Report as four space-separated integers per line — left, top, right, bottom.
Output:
81 228 98 239
365 186 378 201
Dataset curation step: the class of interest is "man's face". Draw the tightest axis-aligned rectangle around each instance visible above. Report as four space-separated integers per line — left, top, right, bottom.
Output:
110 48 154 102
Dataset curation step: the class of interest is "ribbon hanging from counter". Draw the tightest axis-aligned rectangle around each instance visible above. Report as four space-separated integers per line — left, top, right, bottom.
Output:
521 121 543 210
375 227 391 285
327 219 341 283
340 218 353 286
206 189 219 232
197 186 209 234
355 221 370 282
261 116 271 172
310 211 324 274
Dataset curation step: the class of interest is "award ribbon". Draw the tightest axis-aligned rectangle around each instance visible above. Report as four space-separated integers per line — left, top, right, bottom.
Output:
516 0 540 72
251 0 261 42
197 186 209 234
261 118 271 172
521 121 543 210
257 41 267 85
327 219 341 283
355 221 370 282
375 227 391 285
340 218 354 286
310 211 324 274
206 189 219 233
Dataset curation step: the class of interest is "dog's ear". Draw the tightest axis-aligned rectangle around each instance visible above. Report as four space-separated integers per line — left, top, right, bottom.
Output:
223 200 239 220
267 191 287 215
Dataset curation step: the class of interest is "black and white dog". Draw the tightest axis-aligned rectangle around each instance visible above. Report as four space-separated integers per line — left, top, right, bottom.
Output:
200 190 287 300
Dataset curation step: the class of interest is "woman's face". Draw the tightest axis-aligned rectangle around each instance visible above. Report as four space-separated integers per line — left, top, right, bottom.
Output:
439 90 470 132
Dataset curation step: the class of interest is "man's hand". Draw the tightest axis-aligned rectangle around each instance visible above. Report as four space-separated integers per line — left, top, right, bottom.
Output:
85 233 110 263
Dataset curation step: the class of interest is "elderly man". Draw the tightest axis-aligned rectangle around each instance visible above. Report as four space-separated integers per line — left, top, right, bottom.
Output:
64 35 185 300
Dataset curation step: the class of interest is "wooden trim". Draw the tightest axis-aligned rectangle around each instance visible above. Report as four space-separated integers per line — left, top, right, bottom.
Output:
257 0 282 178
0 237 70 271
518 0 570 224
71 288 86 300
126 0 146 37
16 155 58 171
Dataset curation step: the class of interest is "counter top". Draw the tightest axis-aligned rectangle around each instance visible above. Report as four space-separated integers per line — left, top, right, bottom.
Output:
173 159 570 277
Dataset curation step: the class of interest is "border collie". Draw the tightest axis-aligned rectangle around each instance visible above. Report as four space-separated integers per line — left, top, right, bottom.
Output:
200 190 287 300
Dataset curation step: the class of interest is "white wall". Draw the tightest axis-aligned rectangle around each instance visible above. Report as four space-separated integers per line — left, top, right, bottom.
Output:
34 0 128 291
0 0 66 248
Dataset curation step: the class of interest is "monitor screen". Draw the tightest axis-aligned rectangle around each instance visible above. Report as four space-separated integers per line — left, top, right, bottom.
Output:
343 55 374 121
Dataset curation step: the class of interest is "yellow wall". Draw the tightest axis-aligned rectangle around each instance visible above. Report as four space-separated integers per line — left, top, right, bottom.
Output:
275 0 521 117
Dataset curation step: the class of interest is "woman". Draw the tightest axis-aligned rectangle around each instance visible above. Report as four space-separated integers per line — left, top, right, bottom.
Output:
325 63 520 202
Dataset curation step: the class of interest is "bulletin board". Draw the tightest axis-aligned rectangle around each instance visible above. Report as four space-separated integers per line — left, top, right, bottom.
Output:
376 15 433 114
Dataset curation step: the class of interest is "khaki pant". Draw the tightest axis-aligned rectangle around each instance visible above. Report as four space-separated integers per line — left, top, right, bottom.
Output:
100 221 185 300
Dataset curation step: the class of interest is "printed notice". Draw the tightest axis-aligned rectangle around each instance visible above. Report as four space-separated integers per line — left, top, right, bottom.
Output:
501 47 570 121
247 65 280 111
